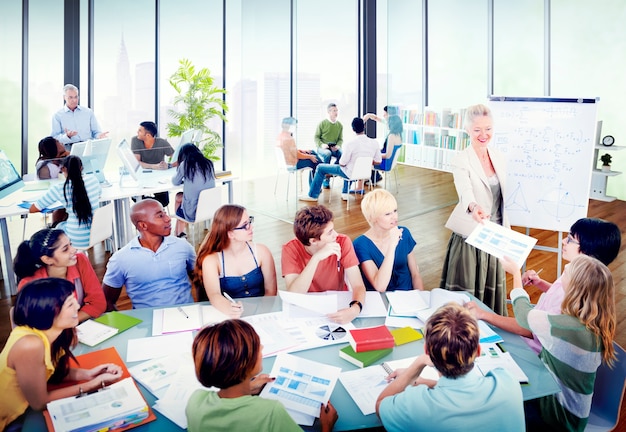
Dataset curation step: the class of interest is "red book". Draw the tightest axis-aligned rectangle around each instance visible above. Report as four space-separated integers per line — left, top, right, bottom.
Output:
348 325 395 353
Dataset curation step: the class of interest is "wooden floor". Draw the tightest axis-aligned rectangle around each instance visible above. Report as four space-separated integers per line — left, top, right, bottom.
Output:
1 164 625 430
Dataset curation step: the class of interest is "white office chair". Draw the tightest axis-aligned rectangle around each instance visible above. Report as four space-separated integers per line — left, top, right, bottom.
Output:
175 185 222 246
373 145 402 193
585 341 626 431
328 156 373 210
274 147 312 201
78 203 115 252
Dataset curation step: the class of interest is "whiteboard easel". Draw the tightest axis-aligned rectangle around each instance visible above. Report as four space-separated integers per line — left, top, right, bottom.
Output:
489 96 599 277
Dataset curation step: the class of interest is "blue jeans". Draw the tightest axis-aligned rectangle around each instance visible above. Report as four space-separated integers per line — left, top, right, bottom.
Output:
317 147 342 164
308 163 349 198
297 155 321 184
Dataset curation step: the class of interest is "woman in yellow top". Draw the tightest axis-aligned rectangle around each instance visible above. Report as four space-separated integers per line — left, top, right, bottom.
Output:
0 278 122 431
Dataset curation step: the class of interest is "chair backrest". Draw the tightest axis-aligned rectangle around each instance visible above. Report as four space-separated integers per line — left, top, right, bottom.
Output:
389 145 402 171
349 156 374 180
586 341 626 431
86 203 114 249
194 185 223 224
274 147 294 172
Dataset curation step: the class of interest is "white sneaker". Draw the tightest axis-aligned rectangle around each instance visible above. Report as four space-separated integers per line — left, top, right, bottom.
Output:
341 193 350 201
299 194 318 202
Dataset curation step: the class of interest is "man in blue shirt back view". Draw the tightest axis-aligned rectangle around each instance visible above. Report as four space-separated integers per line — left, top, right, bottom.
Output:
376 303 524 432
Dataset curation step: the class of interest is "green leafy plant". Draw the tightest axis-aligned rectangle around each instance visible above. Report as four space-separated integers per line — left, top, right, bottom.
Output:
167 59 228 161
600 153 612 166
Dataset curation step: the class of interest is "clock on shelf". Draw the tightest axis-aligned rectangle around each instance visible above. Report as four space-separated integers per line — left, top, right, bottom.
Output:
602 135 615 146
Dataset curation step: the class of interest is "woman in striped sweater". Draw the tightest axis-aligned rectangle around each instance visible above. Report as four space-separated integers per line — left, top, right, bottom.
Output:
503 254 616 431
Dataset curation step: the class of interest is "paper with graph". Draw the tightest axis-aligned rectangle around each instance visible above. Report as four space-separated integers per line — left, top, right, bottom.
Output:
465 220 537 267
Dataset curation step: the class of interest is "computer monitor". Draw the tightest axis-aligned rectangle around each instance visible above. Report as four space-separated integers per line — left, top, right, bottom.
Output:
170 129 195 163
70 141 89 157
116 139 141 182
0 150 24 200
80 138 112 183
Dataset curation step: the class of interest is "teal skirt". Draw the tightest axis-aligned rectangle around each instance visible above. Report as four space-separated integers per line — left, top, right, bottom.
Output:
440 232 507 316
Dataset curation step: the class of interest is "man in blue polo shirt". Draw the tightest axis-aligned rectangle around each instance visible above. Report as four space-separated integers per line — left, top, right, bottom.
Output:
102 198 195 309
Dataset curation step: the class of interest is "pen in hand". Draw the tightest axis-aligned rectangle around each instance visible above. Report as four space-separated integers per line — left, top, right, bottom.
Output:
177 307 189 319
524 268 543 286
223 292 238 305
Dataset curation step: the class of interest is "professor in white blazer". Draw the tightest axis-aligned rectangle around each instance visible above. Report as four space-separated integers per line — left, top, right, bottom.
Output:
440 104 509 315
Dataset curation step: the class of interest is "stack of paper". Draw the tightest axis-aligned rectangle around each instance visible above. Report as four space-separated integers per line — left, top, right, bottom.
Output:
76 319 118 347
339 356 440 415
128 353 193 398
279 291 387 318
475 343 529 383
152 304 230 336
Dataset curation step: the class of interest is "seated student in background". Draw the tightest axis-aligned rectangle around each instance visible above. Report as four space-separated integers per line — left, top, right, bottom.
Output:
0 278 122 431
376 303 524 432
187 319 337 432
35 136 68 180
102 198 195 310
13 228 106 322
30 155 101 249
172 143 216 237
281 205 366 324
276 116 321 185
193 205 277 318
131 120 174 208
354 189 424 292
300 117 382 202
363 109 402 185
467 217 621 353
503 254 616 431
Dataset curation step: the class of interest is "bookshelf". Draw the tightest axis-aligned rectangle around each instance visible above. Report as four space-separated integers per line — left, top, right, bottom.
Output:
590 144 623 202
399 108 470 172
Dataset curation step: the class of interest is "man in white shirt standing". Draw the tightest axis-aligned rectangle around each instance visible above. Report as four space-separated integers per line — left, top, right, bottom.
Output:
300 117 381 202
51 84 108 150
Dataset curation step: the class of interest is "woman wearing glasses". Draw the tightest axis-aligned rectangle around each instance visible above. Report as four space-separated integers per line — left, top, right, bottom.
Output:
194 205 277 317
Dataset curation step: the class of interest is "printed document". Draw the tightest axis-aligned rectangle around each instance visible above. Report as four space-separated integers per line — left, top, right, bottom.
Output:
466 220 537 267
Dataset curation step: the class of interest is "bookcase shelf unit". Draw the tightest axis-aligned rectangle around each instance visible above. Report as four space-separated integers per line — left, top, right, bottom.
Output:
590 144 623 202
399 108 469 172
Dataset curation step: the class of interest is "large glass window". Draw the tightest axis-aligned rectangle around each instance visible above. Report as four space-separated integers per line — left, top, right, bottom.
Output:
225 0 290 181
379 0 423 135
294 0 359 154
28 0 64 173
160 0 223 162
493 0 544 96
93 0 155 151
551 0 626 199
428 0 488 109
0 2 22 169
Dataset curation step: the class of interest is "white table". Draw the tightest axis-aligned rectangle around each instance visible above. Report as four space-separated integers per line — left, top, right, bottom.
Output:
0 171 236 295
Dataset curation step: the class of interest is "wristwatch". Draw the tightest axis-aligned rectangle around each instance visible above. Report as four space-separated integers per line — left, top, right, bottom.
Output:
349 300 363 313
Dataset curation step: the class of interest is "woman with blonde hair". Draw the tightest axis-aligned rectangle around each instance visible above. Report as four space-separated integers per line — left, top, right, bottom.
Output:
353 189 423 291
440 104 508 315
503 254 616 431
193 205 277 317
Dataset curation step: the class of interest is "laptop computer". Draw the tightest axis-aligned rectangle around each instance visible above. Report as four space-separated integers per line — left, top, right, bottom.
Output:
0 150 24 201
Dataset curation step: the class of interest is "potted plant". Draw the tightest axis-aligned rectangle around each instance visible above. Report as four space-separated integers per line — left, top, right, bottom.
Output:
600 153 612 172
167 59 228 161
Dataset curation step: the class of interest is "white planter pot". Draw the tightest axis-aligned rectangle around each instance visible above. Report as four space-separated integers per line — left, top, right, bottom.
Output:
602 165 611 172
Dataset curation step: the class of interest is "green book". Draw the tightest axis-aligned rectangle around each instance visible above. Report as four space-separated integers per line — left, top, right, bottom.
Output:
339 345 393 368
94 311 142 333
